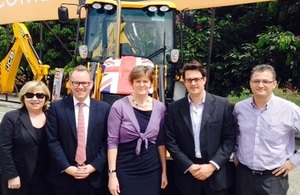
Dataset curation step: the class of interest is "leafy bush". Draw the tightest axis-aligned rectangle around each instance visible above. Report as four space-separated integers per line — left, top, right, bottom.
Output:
228 88 300 106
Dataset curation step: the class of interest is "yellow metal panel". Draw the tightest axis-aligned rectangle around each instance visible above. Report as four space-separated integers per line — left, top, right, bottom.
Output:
0 0 275 24
0 0 79 25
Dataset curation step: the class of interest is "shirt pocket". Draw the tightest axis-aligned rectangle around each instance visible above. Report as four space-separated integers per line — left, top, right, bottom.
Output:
262 124 290 145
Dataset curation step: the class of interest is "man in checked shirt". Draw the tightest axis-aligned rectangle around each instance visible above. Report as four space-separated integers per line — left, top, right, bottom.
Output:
233 64 300 195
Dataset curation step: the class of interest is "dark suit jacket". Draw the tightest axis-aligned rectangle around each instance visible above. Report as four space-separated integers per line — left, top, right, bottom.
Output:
165 93 236 193
46 96 111 188
0 107 50 194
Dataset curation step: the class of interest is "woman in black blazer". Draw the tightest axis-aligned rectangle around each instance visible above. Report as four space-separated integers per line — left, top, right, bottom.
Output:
0 80 52 195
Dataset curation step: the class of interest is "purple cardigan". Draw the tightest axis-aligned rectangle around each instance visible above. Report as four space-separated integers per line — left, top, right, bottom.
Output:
107 96 166 155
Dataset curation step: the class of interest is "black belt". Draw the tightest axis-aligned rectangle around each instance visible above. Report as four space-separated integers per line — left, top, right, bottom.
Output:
240 163 274 176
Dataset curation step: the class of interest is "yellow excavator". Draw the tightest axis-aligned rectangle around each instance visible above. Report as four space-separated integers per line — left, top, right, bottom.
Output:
0 23 50 94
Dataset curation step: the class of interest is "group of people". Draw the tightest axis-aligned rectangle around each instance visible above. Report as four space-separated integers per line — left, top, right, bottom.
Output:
0 62 299 195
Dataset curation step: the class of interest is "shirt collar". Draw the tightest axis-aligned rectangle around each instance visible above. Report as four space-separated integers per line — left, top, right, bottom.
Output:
250 93 274 110
73 96 91 107
188 91 206 106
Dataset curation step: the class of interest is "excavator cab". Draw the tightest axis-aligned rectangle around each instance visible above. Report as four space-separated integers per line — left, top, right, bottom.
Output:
85 3 175 62
84 1 182 103
59 0 184 103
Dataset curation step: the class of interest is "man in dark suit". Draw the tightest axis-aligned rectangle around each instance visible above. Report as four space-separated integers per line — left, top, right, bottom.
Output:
46 65 111 195
165 61 236 195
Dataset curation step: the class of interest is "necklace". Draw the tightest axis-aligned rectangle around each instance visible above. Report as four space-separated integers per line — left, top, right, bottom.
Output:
131 95 150 108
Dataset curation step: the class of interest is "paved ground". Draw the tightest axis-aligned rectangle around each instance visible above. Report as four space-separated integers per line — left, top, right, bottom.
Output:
288 166 300 195
0 95 21 119
0 94 300 194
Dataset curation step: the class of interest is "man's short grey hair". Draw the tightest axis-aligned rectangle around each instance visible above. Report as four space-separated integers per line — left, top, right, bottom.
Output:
251 64 276 80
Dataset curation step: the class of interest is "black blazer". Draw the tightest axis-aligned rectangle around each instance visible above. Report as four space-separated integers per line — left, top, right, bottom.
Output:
165 93 236 193
0 107 50 194
46 96 111 188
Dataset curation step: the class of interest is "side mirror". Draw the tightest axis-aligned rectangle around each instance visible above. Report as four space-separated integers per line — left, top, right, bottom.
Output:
79 45 88 59
170 49 180 63
58 6 69 23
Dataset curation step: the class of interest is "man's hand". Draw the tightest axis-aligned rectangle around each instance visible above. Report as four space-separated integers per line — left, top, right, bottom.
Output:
64 166 80 177
8 176 21 189
272 160 296 177
188 164 201 175
189 163 216 181
65 164 96 179
233 156 239 167
75 164 96 179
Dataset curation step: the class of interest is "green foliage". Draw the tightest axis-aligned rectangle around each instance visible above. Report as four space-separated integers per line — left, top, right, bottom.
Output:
256 25 300 88
64 57 79 73
257 26 300 54
177 10 211 63
0 26 9 58
228 88 300 106
178 0 300 97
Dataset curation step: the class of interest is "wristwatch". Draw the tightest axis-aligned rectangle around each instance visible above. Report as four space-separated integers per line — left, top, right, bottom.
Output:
108 169 116 174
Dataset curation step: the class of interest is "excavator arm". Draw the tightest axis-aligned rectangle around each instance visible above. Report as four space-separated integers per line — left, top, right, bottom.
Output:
0 23 50 94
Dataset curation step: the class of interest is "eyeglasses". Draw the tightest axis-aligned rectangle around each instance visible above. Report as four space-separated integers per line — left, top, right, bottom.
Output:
24 93 45 99
184 77 203 83
250 80 275 86
70 81 90 87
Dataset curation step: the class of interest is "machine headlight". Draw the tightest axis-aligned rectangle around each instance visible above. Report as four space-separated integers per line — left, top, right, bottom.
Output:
92 3 102 9
104 4 114 10
148 6 158 12
159 5 169 12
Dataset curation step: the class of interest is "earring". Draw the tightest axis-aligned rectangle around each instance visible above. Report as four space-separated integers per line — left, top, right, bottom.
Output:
149 87 153 94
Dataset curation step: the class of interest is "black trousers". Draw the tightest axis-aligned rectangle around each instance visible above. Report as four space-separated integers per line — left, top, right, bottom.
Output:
180 179 228 195
52 178 101 195
236 163 288 195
